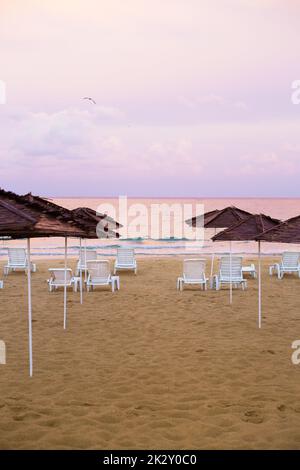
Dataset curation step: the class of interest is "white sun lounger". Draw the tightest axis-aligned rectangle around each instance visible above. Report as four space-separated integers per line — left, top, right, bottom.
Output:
242 263 257 278
269 252 300 279
114 247 137 274
177 259 209 291
75 249 98 276
86 260 119 292
4 248 36 275
213 256 247 290
48 268 77 292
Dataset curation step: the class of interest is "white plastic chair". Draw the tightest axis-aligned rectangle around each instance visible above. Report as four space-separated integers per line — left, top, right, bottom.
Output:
177 259 208 291
213 256 247 290
269 252 300 279
114 247 137 274
4 248 36 275
48 268 76 292
75 249 98 276
86 260 119 292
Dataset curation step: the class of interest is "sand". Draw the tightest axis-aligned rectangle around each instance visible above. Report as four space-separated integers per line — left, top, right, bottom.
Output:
0 256 300 449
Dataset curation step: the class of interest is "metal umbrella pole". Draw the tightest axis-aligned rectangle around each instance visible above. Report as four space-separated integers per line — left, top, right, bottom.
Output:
63 237 68 330
79 238 83 305
84 239 87 283
229 241 233 304
27 238 33 377
258 240 262 328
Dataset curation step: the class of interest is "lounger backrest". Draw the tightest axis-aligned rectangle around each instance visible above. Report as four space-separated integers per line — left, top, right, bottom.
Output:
183 259 206 281
49 269 73 283
8 248 27 266
116 248 135 265
87 260 110 281
78 250 98 265
282 252 300 268
220 256 243 280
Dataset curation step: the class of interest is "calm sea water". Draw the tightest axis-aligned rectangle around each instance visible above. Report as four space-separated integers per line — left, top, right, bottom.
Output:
1 197 300 257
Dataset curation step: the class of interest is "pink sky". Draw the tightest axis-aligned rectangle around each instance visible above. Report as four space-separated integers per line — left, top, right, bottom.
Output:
0 0 300 196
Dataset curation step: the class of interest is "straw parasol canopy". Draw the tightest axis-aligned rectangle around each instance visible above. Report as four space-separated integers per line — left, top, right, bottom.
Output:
0 189 86 239
22 193 120 239
186 206 252 229
212 214 281 242
71 207 121 238
256 215 300 244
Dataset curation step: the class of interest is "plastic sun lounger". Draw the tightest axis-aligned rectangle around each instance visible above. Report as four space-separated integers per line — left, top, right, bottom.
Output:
114 247 137 274
3 248 36 275
86 260 120 292
269 252 300 279
47 268 77 292
177 258 209 291
75 249 98 276
213 256 247 290
242 263 257 278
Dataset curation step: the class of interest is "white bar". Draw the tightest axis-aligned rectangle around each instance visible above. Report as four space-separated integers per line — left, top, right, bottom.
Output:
258 241 262 328
79 238 83 305
84 239 87 282
27 239 33 377
63 237 67 330
229 241 233 304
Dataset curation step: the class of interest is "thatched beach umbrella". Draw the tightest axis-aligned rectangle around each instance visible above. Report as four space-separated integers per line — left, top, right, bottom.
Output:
0 189 87 376
212 214 281 325
256 215 300 244
186 206 253 280
23 194 120 304
186 206 252 229
256 216 300 327
72 206 122 232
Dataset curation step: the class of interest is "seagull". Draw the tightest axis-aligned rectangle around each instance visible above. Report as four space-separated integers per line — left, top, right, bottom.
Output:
83 97 96 105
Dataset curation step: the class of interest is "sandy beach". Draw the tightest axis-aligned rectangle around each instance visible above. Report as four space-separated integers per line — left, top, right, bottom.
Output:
0 256 300 449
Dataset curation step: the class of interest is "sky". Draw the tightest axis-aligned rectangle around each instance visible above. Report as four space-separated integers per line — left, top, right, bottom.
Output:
0 0 300 197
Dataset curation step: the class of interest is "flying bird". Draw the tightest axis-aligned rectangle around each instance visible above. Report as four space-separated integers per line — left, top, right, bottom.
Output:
83 97 96 105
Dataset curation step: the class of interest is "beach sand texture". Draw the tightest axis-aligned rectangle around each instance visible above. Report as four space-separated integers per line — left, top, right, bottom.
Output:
0 257 300 449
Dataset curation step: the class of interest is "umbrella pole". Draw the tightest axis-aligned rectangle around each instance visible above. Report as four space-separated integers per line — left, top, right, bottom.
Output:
210 253 214 278
27 238 33 377
230 241 233 304
84 239 87 283
79 238 83 305
63 237 67 330
258 241 262 328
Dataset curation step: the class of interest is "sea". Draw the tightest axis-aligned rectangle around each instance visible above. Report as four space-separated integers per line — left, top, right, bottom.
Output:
1 197 300 258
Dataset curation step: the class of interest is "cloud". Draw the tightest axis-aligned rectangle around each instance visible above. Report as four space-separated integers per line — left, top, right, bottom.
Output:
1 104 300 196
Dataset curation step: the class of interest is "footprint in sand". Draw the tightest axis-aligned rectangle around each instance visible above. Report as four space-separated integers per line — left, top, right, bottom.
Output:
242 410 264 424
277 404 286 412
